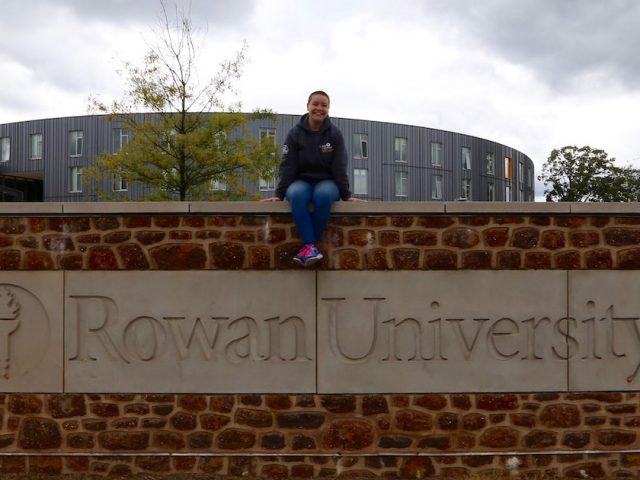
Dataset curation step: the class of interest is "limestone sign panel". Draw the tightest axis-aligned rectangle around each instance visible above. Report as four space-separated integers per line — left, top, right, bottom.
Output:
0 272 63 392
568 271 640 391
3 269 640 393
317 271 569 393
64 271 316 393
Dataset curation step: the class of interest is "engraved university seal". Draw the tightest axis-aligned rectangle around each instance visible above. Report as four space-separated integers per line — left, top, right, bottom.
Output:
0 285 50 380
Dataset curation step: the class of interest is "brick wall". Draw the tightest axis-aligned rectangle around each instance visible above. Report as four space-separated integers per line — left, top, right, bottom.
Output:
2 205 640 271
1 201 640 478
1 392 640 478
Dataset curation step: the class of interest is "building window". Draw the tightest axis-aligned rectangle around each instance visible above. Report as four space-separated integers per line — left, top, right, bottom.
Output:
112 174 128 192
1 137 10 162
112 128 129 152
518 161 524 183
431 174 443 200
486 152 494 175
69 167 83 193
259 127 276 145
487 182 494 201
461 179 471 200
353 133 368 159
69 130 83 157
462 147 471 170
210 180 227 191
394 137 407 163
505 183 512 202
29 134 43 160
259 177 276 191
213 131 227 150
395 171 408 197
353 168 368 195
504 156 513 179
431 142 442 166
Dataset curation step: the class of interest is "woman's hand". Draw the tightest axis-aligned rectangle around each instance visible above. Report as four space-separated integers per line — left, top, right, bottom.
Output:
261 197 282 202
347 197 366 202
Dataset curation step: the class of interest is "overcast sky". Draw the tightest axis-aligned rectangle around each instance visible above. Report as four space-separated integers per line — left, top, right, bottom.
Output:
1 0 639 199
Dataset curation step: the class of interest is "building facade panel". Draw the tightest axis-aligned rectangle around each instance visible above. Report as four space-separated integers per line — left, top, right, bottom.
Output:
0 114 535 202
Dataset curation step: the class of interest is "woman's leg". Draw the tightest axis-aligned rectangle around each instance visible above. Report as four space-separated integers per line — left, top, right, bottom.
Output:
311 179 339 242
286 180 315 244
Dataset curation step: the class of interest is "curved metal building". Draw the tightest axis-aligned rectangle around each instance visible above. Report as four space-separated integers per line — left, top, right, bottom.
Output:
0 114 534 202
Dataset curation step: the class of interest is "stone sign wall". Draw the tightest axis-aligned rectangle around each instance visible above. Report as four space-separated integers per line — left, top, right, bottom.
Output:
1 201 640 478
4 270 640 394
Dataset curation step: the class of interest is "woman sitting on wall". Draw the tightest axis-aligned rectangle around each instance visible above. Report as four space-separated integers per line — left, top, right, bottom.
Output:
263 90 360 266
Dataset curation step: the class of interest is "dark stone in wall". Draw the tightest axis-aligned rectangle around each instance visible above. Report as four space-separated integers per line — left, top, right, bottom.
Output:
235 408 273 428
98 431 149 450
443 227 480 249
479 427 519 449
424 250 457 269
321 420 374 450
511 227 539 249
462 413 487 431
540 404 581 428
152 244 206 269
209 395 234 413
563 432 591 449
476 394 519 411
261 432 285 450
414 394 447 411
362 395 389 416
170 412 197 430
598 429 637 446
151 431 185 450
523 430 557 448
88 246 119 269
378 435 412 448
417 434 451 450
320 395 356 413
276 413 325 429
292 434 316 450
217 428 256 450
8 394 42 415
178 395 207 412
187 432 212 449
49 218 90 233
18 418 62 449
400 457 436 479
200 414 230 431
117 244 150 269
67 433 94 449
395 409 433 431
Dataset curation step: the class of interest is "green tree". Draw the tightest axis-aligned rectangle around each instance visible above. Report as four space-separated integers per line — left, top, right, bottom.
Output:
88 1 278 201
539 145 640 202
599 165 640 202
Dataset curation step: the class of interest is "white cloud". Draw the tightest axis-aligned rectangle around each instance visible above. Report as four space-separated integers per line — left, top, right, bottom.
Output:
1 0 640 200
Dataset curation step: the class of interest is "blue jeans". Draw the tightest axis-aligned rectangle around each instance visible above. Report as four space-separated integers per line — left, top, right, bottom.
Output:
286 179 339 245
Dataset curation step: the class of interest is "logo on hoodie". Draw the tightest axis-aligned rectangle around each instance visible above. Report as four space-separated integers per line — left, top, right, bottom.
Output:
282 144 289 155
320 142 334 153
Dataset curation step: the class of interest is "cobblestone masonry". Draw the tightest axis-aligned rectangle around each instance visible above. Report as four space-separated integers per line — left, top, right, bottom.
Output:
2 203 640 477
2 393 640 478
1 212 640 271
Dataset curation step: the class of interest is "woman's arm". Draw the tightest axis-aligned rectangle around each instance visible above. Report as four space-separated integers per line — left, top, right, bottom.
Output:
330 128 351 201
274 130 299 200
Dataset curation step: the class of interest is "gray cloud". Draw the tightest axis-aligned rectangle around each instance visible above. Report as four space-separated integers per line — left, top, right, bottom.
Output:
9 0 257 27
0 0 256 100
425 0 640 91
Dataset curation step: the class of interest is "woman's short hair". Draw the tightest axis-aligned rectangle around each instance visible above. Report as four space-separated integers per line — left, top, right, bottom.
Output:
307 90 330 105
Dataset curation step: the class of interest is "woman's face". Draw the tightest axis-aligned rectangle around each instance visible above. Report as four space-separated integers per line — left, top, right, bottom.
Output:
307 94 330 126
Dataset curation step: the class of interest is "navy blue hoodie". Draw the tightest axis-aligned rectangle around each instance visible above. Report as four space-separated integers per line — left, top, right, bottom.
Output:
275 114 351 201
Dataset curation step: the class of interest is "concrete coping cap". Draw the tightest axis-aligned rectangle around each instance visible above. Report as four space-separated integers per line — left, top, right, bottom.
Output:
0 201 638 215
